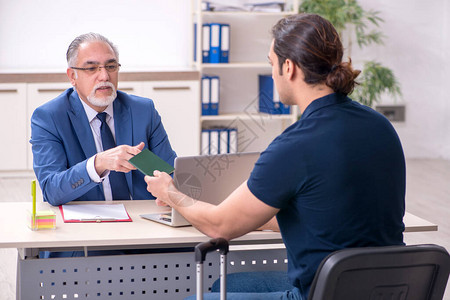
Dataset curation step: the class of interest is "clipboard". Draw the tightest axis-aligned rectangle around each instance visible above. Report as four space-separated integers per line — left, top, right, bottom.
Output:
59 204 132 223
129 148 175 176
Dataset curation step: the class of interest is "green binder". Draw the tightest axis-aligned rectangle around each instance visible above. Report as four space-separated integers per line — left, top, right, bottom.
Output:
128 148 174 176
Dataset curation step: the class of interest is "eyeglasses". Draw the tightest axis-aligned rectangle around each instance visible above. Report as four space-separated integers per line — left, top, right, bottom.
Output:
70 63 121 74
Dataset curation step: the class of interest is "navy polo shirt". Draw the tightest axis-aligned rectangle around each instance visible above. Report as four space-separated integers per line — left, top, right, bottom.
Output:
247 93 405 296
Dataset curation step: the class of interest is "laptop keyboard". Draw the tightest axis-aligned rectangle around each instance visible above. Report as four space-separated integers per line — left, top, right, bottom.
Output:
159 213 172 222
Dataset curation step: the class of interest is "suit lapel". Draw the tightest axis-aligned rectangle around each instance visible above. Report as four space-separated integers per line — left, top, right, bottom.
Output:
67 90 98 159
113 95 133 194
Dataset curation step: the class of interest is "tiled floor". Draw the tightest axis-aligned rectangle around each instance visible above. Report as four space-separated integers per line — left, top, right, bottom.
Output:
0 159 449 299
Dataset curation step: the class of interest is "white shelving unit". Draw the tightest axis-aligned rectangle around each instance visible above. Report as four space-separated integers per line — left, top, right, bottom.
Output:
191 0 300 153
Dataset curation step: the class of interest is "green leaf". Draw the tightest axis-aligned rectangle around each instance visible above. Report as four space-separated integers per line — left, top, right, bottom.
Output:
351 62 402 107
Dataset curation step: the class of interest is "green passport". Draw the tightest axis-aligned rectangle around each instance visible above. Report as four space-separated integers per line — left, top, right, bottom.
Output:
128 148 174 176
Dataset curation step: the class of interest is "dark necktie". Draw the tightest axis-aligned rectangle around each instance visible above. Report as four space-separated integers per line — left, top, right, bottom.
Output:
97 112 130 200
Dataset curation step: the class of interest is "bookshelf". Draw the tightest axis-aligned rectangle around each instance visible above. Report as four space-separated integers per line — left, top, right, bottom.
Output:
191 0 300 154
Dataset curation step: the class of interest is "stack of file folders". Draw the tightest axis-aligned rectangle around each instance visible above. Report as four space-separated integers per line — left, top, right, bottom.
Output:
194 23 230 63
202 75 220 115
202 0 285 12
258 74 290 114
201 128 238 155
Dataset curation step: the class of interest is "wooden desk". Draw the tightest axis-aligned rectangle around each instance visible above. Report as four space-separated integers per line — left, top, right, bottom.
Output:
1 201 286 300
0 201 283 253
403 212 438 232
0 201 437 250
0 201 438 300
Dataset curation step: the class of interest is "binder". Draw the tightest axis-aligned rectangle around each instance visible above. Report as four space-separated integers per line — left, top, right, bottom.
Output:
219 129 229 154
202 127 238 154
201 129 210 155
201 23 229 64
201 76 211 115
209 129 219 155
220 24 230 63
258 74 291 114
202 23 211 63
273 86 290 114
258 74 272 113
273 81 280 102
209 23 221 63
210 75 220 115
228 128 238 153
201 1 211 11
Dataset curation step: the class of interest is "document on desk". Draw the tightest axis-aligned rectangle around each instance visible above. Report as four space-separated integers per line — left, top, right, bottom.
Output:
59 204 132 223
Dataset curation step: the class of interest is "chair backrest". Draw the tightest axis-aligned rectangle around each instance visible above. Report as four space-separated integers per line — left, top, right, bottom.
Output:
308 244 450 300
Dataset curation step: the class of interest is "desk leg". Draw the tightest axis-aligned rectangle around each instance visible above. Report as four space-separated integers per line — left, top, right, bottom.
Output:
16 251 22 300
18 247 40 259
16 248 40 300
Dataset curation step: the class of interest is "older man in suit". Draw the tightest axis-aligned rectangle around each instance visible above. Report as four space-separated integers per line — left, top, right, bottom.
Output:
30 33 176 206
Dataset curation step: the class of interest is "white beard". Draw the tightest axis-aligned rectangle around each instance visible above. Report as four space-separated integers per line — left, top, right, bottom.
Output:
87 82 117 107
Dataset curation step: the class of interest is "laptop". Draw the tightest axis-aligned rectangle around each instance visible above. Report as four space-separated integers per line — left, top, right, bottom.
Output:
140 152 260 227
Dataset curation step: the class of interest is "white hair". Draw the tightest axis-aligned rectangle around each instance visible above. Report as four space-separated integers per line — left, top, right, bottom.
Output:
66 33 119 67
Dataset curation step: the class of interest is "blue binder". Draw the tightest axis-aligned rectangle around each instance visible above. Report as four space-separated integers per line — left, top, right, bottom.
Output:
209 23 221 63
258 74 291 114
228 128 238 153
201 1 211 11
201 76 211 115
194 23 211 63
218 128 228 154
209 128 219 155
201 129 210 155
209 75 220 115
202 127 238 154
220 24 230 63
202 23 211 63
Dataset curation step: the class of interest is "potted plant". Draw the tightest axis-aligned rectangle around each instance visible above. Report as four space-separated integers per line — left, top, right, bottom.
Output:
300 0 401 107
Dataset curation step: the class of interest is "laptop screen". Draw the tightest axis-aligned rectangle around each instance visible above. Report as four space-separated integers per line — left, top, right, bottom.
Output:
174 152 260 205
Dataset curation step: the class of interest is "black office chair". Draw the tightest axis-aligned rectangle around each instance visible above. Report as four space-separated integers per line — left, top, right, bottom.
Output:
308 244 450 300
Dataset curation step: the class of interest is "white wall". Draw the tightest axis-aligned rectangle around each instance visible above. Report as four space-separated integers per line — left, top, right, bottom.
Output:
353 0 450 160
0 0 191 71
1 0 449 159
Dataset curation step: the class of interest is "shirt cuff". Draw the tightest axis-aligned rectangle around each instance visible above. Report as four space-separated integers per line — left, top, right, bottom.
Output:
87 155 109 183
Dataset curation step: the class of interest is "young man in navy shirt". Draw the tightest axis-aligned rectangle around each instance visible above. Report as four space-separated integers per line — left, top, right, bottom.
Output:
146 13 405 300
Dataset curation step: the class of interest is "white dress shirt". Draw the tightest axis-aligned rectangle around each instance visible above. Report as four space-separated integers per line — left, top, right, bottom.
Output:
79 98 115 201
